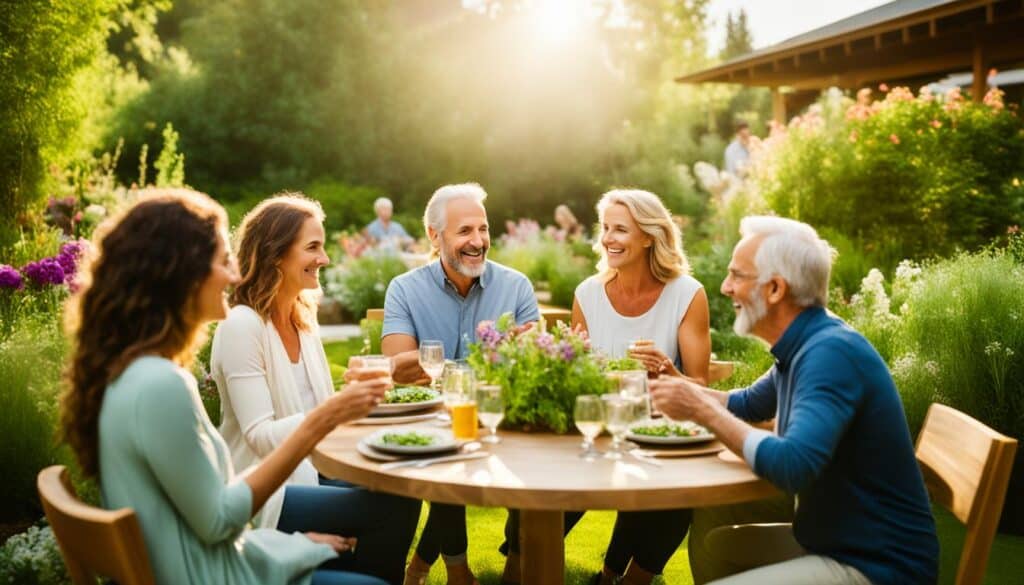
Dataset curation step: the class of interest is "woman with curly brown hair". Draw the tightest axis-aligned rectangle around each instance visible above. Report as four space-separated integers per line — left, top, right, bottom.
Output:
211 193 419 584
61 189 392 585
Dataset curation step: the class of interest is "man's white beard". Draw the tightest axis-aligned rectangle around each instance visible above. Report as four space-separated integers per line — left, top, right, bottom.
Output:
733 289 767 336
441 237 487 278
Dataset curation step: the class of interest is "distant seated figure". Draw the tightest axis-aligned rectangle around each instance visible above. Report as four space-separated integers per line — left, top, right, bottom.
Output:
553 204 584 241
364 197 412 251
724 121 751 178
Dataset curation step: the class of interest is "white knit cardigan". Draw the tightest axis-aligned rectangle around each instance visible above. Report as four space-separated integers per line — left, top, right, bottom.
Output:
210 305 334 528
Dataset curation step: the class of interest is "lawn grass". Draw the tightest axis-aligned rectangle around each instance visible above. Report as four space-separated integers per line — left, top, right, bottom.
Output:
325 340 1024 584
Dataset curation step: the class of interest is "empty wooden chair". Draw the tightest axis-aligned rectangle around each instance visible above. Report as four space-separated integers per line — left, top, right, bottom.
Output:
707 360 736 385
37 465 155 585
538 303 571 329
916 403 1017 585
365 308 385 322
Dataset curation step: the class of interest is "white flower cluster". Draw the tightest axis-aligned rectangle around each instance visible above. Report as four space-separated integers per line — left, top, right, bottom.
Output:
984 341 1015 358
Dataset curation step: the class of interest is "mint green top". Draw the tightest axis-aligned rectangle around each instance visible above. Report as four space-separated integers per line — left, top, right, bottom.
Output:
99 356 336 584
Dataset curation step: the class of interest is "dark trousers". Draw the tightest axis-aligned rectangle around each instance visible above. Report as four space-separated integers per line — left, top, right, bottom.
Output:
604 509 692 574
278 478 421 585
414 502 469 562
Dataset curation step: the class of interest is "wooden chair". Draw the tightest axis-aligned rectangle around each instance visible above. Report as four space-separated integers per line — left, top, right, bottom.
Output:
538 303 571 329
707 360 736 385
365 308 384 322
37 465 155 585
916 403 1017 585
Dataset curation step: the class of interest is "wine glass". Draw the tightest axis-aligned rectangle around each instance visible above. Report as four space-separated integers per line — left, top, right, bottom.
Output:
574 395 605 460
476 384 504 443
418 340 445 389
618 369 650 421
602 394 634 460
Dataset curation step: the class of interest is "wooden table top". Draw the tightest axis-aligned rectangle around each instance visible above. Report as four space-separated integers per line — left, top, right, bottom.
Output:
313 424 779 511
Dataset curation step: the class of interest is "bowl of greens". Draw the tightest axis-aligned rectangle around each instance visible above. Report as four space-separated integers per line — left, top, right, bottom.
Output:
625 421 714 445
366 427 458 455
370 386 442 416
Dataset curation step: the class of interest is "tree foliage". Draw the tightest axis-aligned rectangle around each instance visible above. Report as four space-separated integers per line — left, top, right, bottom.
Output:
0 0 124 245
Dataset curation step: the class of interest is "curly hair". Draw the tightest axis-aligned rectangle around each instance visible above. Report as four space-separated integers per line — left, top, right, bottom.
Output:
230 193 324 331
61 188 227 478
594 189 690 283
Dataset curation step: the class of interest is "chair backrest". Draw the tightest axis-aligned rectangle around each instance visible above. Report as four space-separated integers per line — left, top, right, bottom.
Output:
707 360 736 385
538 304 571 329
365 308 385 322
37 465 156 585
915 403 1018 585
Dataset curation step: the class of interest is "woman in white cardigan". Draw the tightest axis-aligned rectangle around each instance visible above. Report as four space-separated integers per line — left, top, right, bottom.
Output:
211 194 420 585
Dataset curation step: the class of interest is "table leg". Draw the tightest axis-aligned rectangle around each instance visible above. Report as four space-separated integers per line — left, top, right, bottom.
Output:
519 509 564 585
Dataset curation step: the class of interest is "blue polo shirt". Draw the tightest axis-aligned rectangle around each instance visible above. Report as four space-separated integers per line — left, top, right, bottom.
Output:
382 259 539 359
365 218 410 241
731 307 938 585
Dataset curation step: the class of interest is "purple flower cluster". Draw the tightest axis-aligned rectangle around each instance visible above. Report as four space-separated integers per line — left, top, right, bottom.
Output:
56 240 85 283
23 258 66 287
534 332 555 354
476 320 504 348
0 265 23 290
558 341 575 361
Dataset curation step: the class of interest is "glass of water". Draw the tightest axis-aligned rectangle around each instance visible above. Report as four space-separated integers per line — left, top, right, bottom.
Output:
574 395 605 460
602 394 634 460
418 340 445 389
476 384 504 443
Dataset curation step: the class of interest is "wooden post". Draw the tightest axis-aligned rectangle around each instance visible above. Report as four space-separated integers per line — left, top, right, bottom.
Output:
520 510 564 584
972 42 986 102
771 88 787 126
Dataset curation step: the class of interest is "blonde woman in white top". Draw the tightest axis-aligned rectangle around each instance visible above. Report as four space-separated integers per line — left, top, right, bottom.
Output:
211 194 420 585
579 189 710 585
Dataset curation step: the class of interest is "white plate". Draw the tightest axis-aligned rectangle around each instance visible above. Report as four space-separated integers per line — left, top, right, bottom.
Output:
370 388 443 416
625 421 716 445
352 410 442 426
366 427 459 455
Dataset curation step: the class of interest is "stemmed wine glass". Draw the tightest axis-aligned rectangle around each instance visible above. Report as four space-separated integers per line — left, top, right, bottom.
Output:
602 394 634 460
574 395 605 460
476 384 504 443
418 340 445 389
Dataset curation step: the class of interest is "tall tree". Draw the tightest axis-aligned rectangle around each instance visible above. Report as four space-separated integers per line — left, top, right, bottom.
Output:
720 9 753 60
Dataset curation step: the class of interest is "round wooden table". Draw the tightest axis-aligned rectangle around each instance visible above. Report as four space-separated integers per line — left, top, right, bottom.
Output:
313 425 779 584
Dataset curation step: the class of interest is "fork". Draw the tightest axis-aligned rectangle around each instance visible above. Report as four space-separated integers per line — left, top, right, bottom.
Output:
380 451 489 471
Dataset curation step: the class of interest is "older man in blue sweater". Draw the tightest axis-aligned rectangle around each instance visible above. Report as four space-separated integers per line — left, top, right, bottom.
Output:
651 216 938 585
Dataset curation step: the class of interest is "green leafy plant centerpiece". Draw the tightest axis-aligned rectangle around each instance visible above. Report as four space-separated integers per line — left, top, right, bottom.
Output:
467 313 609 433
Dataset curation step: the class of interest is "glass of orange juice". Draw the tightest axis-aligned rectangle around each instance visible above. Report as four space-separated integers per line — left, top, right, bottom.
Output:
451 399 479 440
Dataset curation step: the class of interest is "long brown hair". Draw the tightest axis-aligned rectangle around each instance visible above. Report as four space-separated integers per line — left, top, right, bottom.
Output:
61 189 227 478
230 193 324 331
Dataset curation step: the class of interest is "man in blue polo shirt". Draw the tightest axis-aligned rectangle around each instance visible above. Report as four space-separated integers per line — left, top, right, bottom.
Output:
650 216 938 585
382 182 538 585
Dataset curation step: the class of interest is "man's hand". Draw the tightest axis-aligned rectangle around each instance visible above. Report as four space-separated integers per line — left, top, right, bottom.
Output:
649 376 712 422
390 349 431 385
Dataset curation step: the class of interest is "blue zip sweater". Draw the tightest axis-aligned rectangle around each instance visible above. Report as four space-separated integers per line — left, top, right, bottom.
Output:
728 307 938 585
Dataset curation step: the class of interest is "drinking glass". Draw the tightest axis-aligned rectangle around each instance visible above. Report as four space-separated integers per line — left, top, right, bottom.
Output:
618 369 651 421
574 395 605 460
418 340 445 389
359 355 393 381
476 384 504 444
439 363 474 423
602 394 634 460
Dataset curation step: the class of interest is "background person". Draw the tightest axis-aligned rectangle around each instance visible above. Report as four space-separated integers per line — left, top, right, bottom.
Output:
364 197 413 251
724 121 751 178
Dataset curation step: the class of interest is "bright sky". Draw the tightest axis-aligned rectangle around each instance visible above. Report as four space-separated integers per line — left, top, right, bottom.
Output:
706 0 892 55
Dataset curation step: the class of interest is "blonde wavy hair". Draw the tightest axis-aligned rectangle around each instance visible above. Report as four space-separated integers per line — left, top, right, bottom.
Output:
594 189 690 283
62 188 227 478
230 193 325 332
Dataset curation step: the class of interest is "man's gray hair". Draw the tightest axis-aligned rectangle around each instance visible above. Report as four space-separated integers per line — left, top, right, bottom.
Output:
423 183 488 234
373 197 393 212
740 216 837 308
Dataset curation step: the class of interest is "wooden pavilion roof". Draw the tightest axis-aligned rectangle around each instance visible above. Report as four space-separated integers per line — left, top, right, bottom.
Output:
677 0 1024 93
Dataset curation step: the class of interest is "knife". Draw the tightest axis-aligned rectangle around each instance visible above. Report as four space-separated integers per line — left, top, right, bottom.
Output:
380 451 490 471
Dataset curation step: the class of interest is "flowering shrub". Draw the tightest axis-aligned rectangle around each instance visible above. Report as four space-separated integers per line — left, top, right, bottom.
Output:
321 253 408 320
748 85 1024 261
840 241 1024 441
489 222 597 307
0 524 68 585
467 313 610 433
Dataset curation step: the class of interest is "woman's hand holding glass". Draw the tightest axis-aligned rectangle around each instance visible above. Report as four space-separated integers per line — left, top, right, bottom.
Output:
322 375 393 426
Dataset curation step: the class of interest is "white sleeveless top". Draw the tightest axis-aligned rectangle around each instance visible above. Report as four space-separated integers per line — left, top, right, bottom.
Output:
575 274 703 368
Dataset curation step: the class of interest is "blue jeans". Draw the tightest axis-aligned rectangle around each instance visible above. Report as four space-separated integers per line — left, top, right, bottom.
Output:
278 478 421 585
